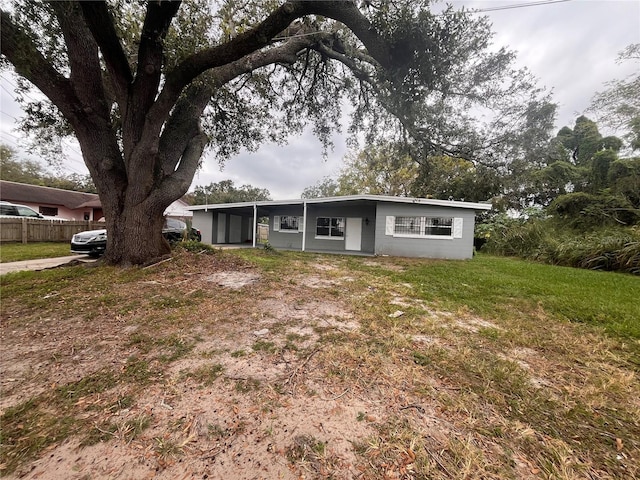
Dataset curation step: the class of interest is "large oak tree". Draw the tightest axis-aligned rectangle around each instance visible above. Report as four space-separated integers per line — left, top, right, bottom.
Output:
1 0 544 265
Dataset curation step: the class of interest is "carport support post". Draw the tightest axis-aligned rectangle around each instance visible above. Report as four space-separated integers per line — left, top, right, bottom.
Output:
252 204 257 248
302 201 307 252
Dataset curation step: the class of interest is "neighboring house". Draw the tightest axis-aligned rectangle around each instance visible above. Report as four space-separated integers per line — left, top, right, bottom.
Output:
0 180 192 221
0 180 102 220
164 198 193 221
190 195 491 259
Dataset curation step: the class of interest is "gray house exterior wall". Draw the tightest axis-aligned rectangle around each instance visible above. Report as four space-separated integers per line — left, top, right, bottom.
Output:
268 205 304 250
303 204 376 254
191 195 487 259
374 202 476 259
267 203 377 254
193 210 214 244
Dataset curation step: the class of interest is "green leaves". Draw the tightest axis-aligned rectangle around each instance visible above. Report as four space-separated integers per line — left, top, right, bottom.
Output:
589 43 640 151
190 179 271 205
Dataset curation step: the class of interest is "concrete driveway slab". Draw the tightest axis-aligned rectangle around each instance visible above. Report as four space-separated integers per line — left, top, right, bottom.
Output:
0 255 96 275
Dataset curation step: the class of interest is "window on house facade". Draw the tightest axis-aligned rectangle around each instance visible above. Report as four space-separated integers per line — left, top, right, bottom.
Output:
273 215 302 233
316 217 344 238
394 216 453 237
39 206 58 216
279 215 299 231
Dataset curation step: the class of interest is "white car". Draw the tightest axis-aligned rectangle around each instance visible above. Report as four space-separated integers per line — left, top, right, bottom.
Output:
0 201 45 219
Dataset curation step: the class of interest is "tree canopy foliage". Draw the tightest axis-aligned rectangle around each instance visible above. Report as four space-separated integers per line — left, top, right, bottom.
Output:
303 113 639 229
189 180 270 205
302 143 501 203
476 111 640 274
0 144 96 192
589 43 640 151
1 0 548 264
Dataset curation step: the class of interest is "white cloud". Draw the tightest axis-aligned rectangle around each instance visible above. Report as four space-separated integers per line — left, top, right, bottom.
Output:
194 128 348 199
461 0 640 129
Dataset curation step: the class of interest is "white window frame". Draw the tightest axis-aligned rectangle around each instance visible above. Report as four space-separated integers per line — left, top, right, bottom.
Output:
391 216 458 239
315 216 345 240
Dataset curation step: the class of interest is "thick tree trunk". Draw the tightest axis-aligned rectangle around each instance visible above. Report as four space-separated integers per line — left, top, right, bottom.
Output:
2 1 397 267
101 196 171 266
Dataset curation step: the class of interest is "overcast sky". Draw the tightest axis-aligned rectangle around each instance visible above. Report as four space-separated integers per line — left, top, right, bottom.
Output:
1 0 639 199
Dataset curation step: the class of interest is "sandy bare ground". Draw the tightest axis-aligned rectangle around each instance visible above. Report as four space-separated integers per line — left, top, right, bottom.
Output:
1 251 638 479
1 253 396 479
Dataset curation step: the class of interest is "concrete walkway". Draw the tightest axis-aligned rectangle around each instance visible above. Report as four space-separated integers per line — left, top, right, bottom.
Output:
0 255 96 275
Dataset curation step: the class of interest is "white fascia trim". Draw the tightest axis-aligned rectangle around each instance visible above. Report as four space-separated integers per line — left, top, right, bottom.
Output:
188 201 256 211
188 195 491 212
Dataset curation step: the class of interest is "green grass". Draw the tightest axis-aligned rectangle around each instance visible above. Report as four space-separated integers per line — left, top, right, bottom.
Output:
0 242 72 263
393 253 640 340
184 363 224 386
2 249 639 478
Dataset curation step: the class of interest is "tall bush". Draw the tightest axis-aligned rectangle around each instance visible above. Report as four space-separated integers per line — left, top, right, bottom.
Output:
480 217 640 274
548 193 640 230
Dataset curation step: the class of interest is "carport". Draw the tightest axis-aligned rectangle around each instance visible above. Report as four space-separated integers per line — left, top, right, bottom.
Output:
190 200 305 247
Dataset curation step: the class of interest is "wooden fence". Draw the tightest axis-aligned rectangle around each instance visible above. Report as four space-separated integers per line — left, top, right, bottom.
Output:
0 218 103 243
257 223 269 244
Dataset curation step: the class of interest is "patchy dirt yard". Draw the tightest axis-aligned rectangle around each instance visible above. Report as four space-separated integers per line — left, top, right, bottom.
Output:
1 250 638 479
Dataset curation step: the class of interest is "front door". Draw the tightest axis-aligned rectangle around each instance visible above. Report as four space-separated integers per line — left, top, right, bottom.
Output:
345 217 362 251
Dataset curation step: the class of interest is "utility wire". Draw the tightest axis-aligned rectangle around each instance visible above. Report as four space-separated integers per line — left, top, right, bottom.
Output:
472 0 573 14
1 111 18 121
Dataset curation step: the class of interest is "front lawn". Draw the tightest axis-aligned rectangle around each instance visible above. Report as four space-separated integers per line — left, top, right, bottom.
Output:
0 242 72 263
1 250 638 479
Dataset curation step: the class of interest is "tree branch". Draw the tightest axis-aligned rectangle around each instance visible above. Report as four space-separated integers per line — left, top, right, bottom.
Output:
158 35 319 182
119 0 181 161
50 2 108 119
133 0 181 107
159 84 212 176
151 33 325 208
147 0 392 143
79 1 133 107
152 131 208 209
313 42 376 85
0 9 80 123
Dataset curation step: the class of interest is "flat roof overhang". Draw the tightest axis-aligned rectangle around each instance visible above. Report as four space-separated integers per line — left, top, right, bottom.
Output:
188 195 492 213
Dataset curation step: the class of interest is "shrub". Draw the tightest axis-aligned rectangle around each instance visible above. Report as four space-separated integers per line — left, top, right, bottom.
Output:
482 219 640 274
174 241 216 254
548 192 639 229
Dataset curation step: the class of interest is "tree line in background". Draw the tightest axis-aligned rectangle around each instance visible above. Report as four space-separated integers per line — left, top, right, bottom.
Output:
0 144 97 193
187 179 270 205
1 0 636 273
302 44 639 273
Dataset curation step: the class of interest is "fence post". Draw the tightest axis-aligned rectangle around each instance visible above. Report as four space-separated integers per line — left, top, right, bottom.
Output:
21 218 28 244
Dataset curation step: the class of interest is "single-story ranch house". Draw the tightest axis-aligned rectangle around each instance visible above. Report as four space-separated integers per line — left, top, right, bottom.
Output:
190 195 491 259
0 180 194 221
0 180 103 220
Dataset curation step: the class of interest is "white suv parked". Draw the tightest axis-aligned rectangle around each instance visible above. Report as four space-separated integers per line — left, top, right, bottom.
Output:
0 201 45 219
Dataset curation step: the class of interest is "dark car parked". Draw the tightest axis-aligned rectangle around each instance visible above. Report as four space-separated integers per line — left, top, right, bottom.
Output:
163 218 202 242
71 218 201 257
